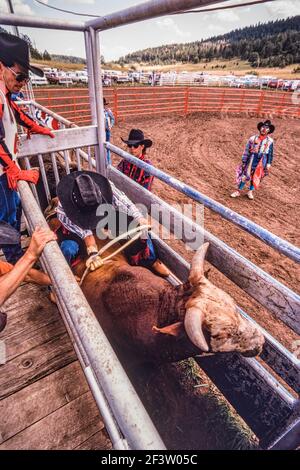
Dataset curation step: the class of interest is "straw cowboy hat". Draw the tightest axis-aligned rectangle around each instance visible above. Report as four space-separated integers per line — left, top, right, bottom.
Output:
121 129 152 148
0 32 44 77
257 119 275 134
57 171 113 230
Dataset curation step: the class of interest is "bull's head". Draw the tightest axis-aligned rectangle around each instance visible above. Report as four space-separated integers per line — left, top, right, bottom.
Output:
184 243 265 356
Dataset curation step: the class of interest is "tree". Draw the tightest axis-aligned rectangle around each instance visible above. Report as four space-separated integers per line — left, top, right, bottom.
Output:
43 50 51 61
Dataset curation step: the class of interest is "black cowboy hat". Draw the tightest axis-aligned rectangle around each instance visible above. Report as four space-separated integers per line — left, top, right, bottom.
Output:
0 221 20 245
257 119 275 134
121 129 152 148
0 32 44 77
57 171 113 230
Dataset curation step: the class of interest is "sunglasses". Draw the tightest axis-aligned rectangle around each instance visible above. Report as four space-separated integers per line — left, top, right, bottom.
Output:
127 143 141 149
7 66 30 83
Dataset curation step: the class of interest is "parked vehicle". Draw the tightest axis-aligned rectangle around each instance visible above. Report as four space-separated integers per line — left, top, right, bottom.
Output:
47 73 60 85
67 71 88 84
29 72 48 86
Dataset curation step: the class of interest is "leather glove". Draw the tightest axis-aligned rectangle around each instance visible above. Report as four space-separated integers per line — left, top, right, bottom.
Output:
85 245 103 272
86 254 103 271
27 124 55 139
2 154 39 190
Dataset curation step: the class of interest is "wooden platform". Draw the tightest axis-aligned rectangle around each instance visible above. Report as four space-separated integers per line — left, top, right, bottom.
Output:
0 281 112 450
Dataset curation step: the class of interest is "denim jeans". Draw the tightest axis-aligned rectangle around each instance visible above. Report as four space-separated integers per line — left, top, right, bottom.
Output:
0 174 23 264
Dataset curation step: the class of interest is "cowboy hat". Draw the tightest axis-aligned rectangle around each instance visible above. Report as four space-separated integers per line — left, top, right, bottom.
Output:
0 221 20 245
57 171 113 230
121 129 152 148
257 119 275 134
0 32 44 77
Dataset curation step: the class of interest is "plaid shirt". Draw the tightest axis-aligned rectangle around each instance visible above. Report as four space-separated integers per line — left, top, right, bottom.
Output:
56 181 143 239
117 154 154 191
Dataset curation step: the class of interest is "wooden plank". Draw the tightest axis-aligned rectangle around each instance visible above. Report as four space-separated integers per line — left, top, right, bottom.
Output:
18 126 98 158
0 392 105 450
196 354 294 443
109 167 300 334
0 362 90 443
75 430 112 450
0 331 76 399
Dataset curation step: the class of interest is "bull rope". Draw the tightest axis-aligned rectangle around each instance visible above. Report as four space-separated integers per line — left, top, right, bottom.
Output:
79 224 152 286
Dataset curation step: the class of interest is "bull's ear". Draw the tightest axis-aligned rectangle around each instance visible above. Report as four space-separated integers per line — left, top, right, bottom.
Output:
189 242 209 286
152 322 184 337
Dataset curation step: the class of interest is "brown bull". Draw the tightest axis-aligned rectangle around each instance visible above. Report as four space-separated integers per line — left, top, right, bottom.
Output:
38 157 264 362
72 240 265 363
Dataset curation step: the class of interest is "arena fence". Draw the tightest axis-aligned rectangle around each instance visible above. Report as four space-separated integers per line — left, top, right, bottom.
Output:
33 86 300 126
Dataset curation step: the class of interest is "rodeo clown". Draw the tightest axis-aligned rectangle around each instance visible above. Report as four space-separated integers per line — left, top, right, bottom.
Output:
231 119 275 200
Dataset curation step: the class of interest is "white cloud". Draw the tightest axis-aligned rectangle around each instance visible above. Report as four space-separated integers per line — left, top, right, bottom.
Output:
266 0 300 17
202 10 240 24
214 10 240 22
0 0 34 16
155 18 191 38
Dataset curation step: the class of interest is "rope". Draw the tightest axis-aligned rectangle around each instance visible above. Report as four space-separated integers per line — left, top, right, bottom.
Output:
79 224 151 286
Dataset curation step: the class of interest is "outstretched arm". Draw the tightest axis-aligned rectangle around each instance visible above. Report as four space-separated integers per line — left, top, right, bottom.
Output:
0 227 56 306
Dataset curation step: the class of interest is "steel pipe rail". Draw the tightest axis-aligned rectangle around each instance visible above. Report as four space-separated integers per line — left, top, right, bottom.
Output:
0 13 85 31
85 0 229 30
107 142 300 264
17 179 165 451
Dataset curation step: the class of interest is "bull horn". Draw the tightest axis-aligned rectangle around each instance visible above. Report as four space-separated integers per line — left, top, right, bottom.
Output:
189 242 209 286
184 306 209 352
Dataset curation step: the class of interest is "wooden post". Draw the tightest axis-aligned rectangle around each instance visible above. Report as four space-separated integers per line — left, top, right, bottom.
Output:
114 87 118 122
184 86 189 116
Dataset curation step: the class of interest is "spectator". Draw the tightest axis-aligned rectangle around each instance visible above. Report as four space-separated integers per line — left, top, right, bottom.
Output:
0 32 54 264
103 97 115 165
118 129 154 191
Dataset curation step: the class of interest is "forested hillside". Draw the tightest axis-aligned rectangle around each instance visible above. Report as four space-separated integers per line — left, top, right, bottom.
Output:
118 16 300 68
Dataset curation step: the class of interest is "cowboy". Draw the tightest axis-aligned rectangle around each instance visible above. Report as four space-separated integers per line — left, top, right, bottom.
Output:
0 32 54 264
118 129 154 191
46 170 170 277
231 119 275 200
0 223 56 333
103 97 115 165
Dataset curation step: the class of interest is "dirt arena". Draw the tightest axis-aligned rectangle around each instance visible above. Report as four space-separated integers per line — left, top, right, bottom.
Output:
112 112 299 346
109 112 299 449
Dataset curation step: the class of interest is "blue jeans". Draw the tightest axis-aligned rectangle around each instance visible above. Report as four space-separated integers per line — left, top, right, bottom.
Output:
0 174 23 264
60 240 80 265
239 181 255 191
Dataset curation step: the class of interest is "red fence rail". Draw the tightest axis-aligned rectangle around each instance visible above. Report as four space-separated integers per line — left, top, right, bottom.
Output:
33 86 300 126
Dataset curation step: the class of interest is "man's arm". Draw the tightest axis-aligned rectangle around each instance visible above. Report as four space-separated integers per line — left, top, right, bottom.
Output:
10 99 54 138
0 227 56 306
0 98 40 190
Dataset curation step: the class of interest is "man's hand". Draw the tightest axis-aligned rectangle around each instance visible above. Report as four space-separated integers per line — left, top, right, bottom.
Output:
266 164 271 170
86 254 103 272
26 226 57 261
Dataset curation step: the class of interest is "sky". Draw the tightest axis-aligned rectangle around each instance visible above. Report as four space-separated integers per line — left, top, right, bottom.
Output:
0 0 300 61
